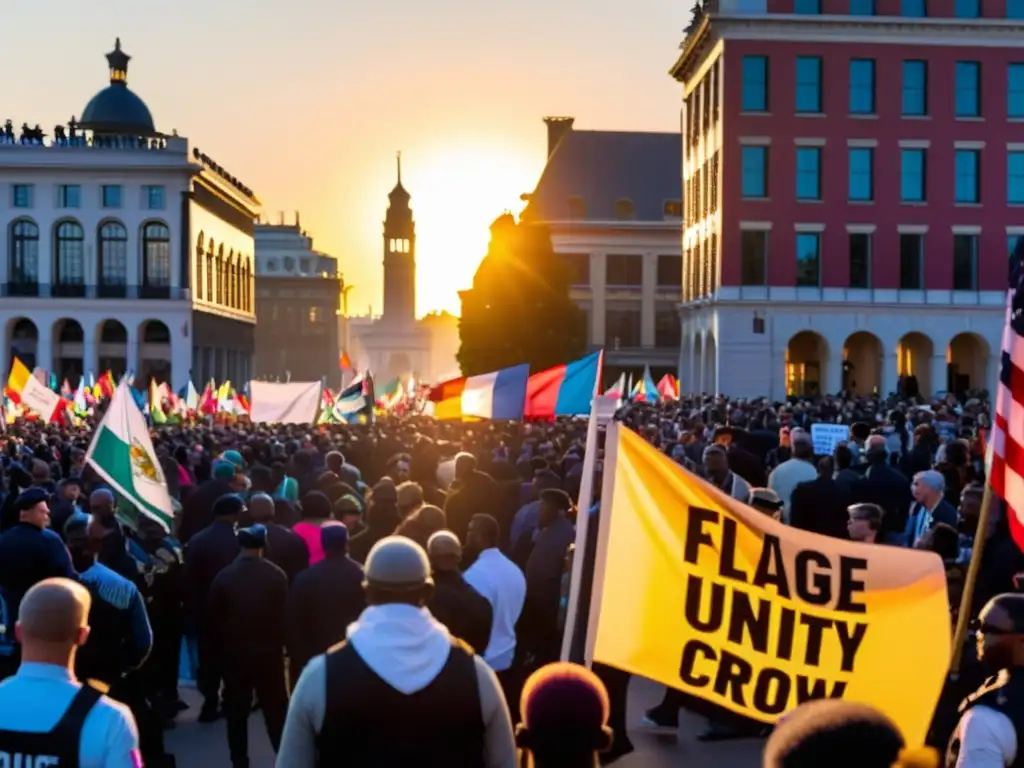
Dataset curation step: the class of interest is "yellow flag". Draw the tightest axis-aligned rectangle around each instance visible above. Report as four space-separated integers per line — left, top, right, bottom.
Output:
588 424 950 747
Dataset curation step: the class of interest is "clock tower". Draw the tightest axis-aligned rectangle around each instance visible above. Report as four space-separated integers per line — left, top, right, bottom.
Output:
382 152 416 326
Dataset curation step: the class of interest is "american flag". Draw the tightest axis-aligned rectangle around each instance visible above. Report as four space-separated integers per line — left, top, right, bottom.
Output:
989 238 1024 549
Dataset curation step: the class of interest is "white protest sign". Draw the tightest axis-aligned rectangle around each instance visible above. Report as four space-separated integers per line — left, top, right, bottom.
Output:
810 423 850 456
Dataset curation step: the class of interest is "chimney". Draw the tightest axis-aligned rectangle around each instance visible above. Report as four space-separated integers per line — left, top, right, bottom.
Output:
543 116 575 159
295 211 301 227
278 211 285 225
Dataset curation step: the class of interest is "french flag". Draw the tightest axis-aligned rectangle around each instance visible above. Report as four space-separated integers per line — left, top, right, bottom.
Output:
429 364 530 420
524 350 603 419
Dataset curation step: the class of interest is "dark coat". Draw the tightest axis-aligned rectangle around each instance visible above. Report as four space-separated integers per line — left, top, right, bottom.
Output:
428 570 493 656
790 476 851 540
444 470 499 545
286 553 365 681
208 554 289 666
178 479 233 543
183 520 240 624
849 461 913 541
264 523 310 583
0 522 75 625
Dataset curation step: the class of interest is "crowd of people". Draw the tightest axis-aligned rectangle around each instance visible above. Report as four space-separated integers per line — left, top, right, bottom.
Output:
0 388 1017 767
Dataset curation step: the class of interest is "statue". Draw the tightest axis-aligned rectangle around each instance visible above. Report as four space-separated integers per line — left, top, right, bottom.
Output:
53 125 66 144
19 123 30 143
0 120 11 143
68 116 78 140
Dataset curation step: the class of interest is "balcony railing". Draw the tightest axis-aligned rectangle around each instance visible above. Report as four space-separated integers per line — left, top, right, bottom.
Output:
1 282 187 300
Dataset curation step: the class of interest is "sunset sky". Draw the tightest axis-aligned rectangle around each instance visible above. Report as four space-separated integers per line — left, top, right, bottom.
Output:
3 0 687 316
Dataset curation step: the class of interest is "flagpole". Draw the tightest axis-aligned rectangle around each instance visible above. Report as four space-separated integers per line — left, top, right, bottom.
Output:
950 480 997 674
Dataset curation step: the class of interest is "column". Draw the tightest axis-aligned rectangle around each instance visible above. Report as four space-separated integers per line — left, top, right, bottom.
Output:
126 325 140 378
171 333 191 393
881 352 899 397
590 252 606 346
826 354 844 398
36 321 53 375
38 226 52 298
686 333 695 395
126 228 140 289
640 252 657 347
696 331 706 393
82 332 97 379
930 354 948 399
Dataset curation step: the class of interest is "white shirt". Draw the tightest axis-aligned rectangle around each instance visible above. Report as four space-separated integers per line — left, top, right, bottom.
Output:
952 705 1017 767
463 548 526 672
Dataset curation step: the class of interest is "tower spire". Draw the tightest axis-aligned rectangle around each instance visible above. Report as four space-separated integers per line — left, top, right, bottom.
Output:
396 151 402 186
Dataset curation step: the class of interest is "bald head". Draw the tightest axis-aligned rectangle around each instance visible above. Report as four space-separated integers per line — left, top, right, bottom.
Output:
249 492 275 524
427 530 462 572
89 488 115 516
17 578 90 646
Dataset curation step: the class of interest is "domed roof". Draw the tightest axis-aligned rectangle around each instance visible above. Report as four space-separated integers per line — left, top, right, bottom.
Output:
79 39 157 136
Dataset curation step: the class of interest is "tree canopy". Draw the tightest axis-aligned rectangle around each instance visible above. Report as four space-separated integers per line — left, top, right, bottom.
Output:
457 213 587 377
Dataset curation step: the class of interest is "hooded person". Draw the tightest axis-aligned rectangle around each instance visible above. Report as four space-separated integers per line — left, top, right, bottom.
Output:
278 536 516 767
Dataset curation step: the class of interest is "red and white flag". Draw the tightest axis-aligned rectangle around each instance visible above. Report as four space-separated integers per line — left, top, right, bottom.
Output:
989 243 1024 549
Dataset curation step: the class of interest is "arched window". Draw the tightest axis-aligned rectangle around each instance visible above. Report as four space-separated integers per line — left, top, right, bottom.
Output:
227 251 236 308
54 220 85 288
195 233 205 300
206 242 215 303
614 199 635 221
98 221 128 290
9 219 39 287
217 245 225 305
142 222 171 286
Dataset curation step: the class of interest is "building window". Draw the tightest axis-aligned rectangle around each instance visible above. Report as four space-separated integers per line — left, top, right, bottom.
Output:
1009 152 1024 204
1010 64 1024 117
741 146 768 198
1010 235 1022 258
57 184 80 209
849 59 876 115
902 0 927 12
955 62 981 117
605 308 642 348
850 0 876 13
741 56 768 112
143 185 165 210
849 233 871 288
902 60 928 116
794 0 821 11
899 233 924 289
605 254 642 286
561 253 590 285
11 184 33 208
796 232 820 287
1010 0 1024 17
101 184 122 208
9 219 39 284
655 308 682 348
900 149 926 203
795 57 822 114
656 254 683 287
796 148 821 201
740 230 767 286
955 150 981 204
955 0 980 16
953 234 979 290
55 220 85 285
614 199 635 220
848 148 874 202
143 222 171 286
98 221 128 286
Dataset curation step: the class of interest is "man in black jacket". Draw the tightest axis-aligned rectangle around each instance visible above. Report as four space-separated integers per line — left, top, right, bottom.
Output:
208 524 289 768
426 531 492 654
249 493 308 583
183 493 242 722
789 457 851 540
286 522 365 684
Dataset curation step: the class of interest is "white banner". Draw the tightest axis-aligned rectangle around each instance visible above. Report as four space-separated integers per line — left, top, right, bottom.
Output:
21 369 61 419
249 381 321 424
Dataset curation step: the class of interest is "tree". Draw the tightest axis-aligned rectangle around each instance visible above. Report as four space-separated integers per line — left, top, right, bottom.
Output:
457 213 587 377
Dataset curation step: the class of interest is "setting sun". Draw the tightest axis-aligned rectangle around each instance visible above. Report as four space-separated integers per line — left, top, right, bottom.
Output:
410 146 539 316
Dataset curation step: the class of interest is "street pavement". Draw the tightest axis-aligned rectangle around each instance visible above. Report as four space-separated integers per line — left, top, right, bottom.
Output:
165 676 765 766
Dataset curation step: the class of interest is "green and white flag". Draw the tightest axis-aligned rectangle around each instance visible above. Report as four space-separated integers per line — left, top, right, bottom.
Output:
85 379 173 532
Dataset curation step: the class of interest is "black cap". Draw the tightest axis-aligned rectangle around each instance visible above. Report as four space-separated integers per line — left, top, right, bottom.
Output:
14 487 49 513
851 422 873 441
237 524 267 549
212 493 246 518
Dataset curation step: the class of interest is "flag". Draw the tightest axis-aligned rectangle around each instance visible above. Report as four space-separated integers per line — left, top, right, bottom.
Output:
149 380 167 425
429 364 530 420
603 373 626 399
989 239 1024 549
524 351 603 419
85 380 174 531
334 375 372 421
587 423 950 746
657 373 679 400
7 358 61 419
339 351 353 370
640 364 658 403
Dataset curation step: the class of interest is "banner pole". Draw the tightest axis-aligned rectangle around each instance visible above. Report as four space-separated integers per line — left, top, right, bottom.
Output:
949 481 997 674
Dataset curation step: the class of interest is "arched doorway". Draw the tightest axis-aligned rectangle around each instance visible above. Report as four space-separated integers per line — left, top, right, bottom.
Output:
7 317 38 371
786 331 828 397
693 334 704 394
843 332 883 396
139 320 171 385
947 333 989 398
98 320 128 378
897 332 934 399
53 319 84 382
704 333 718 396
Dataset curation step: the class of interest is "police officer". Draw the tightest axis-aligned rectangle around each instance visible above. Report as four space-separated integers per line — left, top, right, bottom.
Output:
208 524 289 768
0 577 140 766
947 592 1024 766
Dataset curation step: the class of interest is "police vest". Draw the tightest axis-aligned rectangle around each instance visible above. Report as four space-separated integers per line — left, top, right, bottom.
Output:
315 637 485 767
947 668 1024 767
0 683 101 768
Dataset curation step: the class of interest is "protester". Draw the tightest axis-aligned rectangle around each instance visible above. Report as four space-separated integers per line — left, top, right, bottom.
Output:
425 530 492 654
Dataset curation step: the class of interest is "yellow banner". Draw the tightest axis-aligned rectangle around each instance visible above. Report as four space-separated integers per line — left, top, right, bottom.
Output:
589 425 950 746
